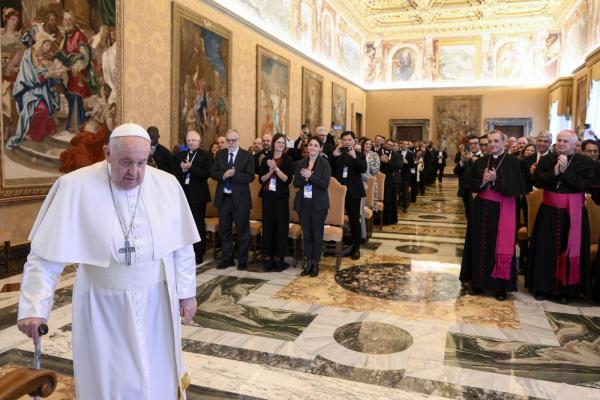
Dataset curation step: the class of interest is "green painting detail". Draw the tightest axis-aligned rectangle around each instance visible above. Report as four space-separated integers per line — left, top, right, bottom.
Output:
445 312 600 386
194 276 316 341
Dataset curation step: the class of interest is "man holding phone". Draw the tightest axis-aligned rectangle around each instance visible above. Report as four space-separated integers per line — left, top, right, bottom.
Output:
333 131 367 260
454 135 482 218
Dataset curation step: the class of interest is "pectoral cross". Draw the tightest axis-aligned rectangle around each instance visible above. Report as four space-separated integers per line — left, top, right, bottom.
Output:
119 240 136 265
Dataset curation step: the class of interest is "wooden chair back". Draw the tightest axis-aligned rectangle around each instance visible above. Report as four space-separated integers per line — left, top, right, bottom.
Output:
325 177 347 226
206 178 219 217
526 189 543 237
289 185 300 223
586 195 600 244
376 172 385 202
365 175 375 208
250 176 262 221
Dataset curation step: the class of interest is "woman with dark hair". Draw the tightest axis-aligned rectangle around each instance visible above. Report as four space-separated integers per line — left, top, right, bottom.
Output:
293 136 331 277
520 143 536 160
360 137 379 238
259 133 294 271
209 142 219 162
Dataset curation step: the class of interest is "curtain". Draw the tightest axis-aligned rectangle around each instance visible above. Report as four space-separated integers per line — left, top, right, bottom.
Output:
549 100 571 139
98 0 116 27
586 80 600 133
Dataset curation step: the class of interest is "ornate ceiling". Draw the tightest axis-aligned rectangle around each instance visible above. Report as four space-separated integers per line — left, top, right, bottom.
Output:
330 0 579 39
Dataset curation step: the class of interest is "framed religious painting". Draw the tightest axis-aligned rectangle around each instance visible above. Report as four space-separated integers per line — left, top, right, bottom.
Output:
434 95 482 161
575 76 588 132
171 3 232 150
433 38 481 81
256 45 290 137
301 67 323 134
331 82 346 130
0 0 122 204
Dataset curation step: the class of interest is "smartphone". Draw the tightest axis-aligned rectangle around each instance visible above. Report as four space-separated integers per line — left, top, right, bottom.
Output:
340 146 349 154
463 144 470 154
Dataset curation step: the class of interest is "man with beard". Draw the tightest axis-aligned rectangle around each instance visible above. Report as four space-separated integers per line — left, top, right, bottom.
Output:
254 133 272 170
42 11 63 53
522 131 552 193
460 130 525 301
454 135 482 218
526 130 595 303
55 10 96 132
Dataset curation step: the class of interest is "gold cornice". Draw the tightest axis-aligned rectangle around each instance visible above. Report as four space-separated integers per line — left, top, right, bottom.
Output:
585 46 600 67
548 76 574 92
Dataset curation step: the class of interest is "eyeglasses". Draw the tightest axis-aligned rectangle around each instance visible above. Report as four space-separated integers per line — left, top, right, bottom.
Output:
226 138 239 143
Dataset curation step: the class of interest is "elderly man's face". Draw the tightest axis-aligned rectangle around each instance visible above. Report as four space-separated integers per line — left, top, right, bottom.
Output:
556 133 577 155
584 143 599 161
517 137 527 151
226 132 240 151
104 137 150 190
186 132 201 151
63 14 74 30
536 136 550 153
487 133 505 156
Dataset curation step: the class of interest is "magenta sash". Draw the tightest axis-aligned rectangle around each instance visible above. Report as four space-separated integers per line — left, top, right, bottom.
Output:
542 191 585 285
477 189 516 280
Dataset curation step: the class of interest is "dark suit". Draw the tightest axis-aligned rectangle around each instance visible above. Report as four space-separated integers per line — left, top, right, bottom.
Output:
398 149 415 211
332 150 367 252
293 156 331 262
210 148 255 266
175 149 211 260
454 152 480 218
254 149 270 172
258 153 294 262
434 150 448 182
152 144 175 173
378 148 401 224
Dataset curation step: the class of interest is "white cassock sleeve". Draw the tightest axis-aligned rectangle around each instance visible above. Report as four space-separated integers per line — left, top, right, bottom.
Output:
173 244 196 300
18 253 66 321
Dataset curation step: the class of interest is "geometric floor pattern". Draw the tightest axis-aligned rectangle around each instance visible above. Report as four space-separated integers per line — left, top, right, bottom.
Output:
1 178 599 399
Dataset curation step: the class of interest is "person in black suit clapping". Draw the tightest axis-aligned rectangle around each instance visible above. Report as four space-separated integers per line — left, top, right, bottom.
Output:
259 133 294 271
175 130 211 263
332 131 367 260
210 129 255 270
293 136 331 277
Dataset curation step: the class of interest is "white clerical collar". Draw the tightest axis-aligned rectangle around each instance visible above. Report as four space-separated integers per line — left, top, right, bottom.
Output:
492 152 505 159
538 151 548 156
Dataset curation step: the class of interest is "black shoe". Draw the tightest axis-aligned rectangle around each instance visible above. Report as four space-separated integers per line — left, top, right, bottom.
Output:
558 296 569 304
301 260 312 276
351 250 361 260
237 263 247 271
195 255 204 264
269 259 288 272
469 287 483 295
310 260 320 277
340 246 354 257
263 257 275 272
534 292 545 301
216 260 235 269
495 291 507 301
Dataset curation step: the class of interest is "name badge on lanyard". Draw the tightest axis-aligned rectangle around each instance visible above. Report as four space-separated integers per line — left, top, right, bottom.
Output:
269 176 277 191
184 173 191 185
342 166 348 179
304 184 313 199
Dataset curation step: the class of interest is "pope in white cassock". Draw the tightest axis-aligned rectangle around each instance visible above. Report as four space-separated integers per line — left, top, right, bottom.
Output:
17 123 200 399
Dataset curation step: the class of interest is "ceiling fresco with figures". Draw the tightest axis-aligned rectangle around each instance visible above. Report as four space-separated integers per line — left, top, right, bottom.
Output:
212 0 600 88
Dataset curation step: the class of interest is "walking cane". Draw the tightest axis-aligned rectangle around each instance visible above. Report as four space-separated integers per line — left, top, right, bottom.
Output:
33 324 49 400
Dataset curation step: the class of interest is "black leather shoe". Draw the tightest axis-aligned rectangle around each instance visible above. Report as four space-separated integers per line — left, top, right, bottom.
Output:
558 296 569 304
340 246 354 257
310 260 320 277
469 287 483 295
237 264 247 271
534 292 545 301
216 260 235 269
301 260 312 276
195 255 204 264
495 291 507 301
351 250 361 260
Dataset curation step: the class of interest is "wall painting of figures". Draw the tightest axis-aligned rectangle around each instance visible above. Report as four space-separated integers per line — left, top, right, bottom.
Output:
301 67 322 134
171 3 231 150
256 45 290 137
331 82 346 130
434 95 482 161
0 0 120 204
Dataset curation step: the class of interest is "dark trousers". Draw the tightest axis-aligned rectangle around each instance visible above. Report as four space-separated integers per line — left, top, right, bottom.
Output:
399 182 410 210
261 192 289 259
410 180 418 202
345 195 362 251
436 164 445 181
419 179 426 195
189 201 207 259
383 184 398 225
462 191 472 219
218 195 251 265
299 203 327 261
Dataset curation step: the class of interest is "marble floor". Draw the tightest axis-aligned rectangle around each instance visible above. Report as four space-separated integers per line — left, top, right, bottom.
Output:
1 178 600 399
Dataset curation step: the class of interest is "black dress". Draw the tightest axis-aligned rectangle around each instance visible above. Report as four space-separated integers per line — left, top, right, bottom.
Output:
460 153 525 292
526 153 595 297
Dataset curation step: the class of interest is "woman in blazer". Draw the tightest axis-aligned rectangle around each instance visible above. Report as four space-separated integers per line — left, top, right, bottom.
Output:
259 133 294 271
293 136 331 277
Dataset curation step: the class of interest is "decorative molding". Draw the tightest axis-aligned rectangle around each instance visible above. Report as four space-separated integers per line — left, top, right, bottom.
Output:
485 118 533 137
389 119 430 142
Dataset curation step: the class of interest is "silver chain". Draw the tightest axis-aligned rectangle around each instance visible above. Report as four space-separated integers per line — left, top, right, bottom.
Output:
107 164 141 242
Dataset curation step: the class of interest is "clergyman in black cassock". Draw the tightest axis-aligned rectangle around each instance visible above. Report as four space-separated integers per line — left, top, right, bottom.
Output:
460 131 525 301
526 131 595 302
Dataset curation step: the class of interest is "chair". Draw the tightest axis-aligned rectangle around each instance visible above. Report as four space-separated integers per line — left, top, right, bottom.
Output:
365 175 376 239
248 177 263 262
0 367 57 400
288 185 303 265
324 178 347 270
517 189 543 268
586 195 600 261
205 179 220 262
375 172 385 231
0 230 9 273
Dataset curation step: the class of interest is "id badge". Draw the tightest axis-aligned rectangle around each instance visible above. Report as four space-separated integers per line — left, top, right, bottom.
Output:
269 176 277 191
304 184 313 199
438 158 442 164
342 166 348 179
184 173 190 185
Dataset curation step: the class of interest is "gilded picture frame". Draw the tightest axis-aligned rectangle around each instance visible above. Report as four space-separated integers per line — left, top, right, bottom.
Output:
170 3 232 149
256 45 290 137
331 82 346 129
301 67 323 134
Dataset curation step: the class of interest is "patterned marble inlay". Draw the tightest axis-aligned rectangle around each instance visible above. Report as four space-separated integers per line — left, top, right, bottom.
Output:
384 224 466 238
333 322 413 354
335 263 460 302
396 245 439 254
417 214 448 221
274 259 520 328
445 312 600 386
194 276 316 341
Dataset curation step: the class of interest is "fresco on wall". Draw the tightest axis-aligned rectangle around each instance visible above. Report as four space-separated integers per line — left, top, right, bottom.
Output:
495 40 531 80
301 67 322 134
543 33 561 79
257 46 290 136
435 39 480 81
320 9 334 59
392 47 418 81
593 0 600 45
233 0 290 37
171 5 231 150
561 0 590 75
0 0 118 203
337 26 361 78
331 82 346 129
434 95 482 160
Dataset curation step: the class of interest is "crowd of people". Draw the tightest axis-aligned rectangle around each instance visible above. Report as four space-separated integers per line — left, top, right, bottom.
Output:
458 129 600 303
146 124 450 275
